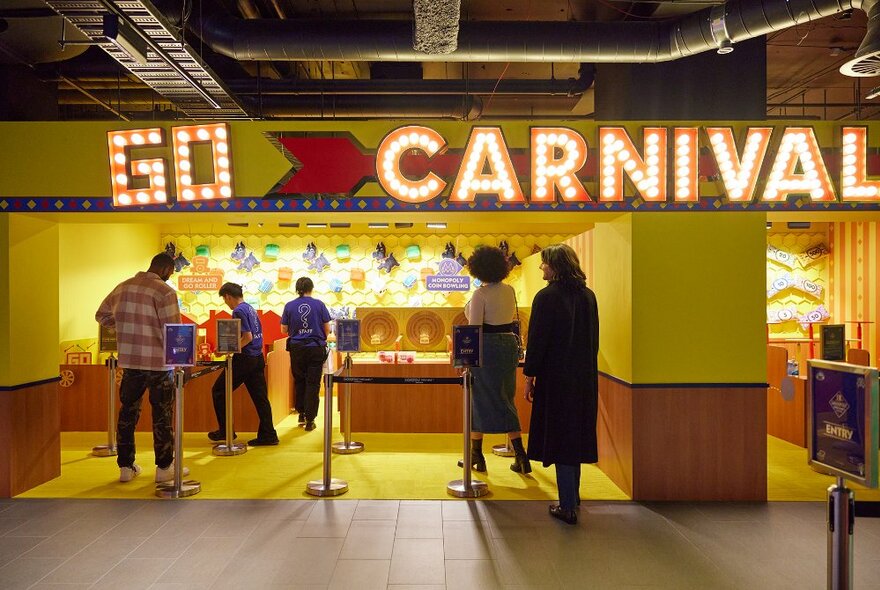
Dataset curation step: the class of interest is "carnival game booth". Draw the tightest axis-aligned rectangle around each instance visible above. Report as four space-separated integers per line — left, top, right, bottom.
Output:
1 119 880 503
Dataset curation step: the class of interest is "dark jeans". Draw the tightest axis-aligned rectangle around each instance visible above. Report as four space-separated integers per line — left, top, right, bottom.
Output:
211 354 277 440
117 368 174 469
289 344 325 421
555 464 582 511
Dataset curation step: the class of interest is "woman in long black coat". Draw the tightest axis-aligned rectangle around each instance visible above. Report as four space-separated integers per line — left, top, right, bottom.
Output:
523 243 599 525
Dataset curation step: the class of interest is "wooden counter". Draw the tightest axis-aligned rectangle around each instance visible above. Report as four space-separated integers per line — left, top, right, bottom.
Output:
59 357 291 433
343 362 532 433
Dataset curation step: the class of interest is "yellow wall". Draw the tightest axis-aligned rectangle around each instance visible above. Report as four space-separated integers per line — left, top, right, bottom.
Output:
631 213 767 383
593 215 634 382
0 214 59 385
59 223 160 345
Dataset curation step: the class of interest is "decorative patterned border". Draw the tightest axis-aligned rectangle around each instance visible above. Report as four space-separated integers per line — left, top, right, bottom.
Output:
1 196 879 213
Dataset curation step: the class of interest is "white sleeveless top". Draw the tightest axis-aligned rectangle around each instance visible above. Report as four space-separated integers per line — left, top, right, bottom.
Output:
465 282 516 326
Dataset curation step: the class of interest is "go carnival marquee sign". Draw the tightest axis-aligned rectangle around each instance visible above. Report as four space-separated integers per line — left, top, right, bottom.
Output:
107 122 880 208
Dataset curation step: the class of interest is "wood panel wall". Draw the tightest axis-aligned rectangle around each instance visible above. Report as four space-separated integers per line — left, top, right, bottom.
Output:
767 346 806 447
0 381 60 497
597 375 633 497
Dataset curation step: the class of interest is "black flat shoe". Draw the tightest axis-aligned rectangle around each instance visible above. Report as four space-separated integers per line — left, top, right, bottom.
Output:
208 430 236 442
248 437 280 446
549 505 578 525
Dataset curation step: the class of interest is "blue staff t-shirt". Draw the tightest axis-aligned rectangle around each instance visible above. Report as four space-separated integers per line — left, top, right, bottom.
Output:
281 296 331 346
233 302 263 356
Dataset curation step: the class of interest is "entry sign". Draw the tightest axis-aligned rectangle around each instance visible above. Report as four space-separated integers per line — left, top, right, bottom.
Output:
821 324 846 361
216 318 241 354
99 324 118 353
336 319 361 353
164 324 196 367
808 359 879 487
452 325 482 368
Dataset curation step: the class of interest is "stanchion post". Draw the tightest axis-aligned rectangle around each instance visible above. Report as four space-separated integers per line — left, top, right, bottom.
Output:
828 476 854 590
156 368 201 498
92 355 118 457
332 353 364 455
492 435 514 457
213 355 247 456
447 369 489 498
307 372 349 496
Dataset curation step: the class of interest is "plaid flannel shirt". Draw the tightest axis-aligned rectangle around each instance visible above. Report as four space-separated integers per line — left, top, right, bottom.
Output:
95 271 181 371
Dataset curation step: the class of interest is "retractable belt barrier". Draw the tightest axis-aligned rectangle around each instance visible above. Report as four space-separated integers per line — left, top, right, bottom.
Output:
308 368 488 498
92 355 118 457
156 368 203 498
213 355 247 457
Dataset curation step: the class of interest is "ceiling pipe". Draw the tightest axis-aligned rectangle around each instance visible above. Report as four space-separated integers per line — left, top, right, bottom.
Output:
241 95 483 119
194 0 862 63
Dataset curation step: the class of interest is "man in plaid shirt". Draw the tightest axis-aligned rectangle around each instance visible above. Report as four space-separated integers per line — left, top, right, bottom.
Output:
96 253 189 484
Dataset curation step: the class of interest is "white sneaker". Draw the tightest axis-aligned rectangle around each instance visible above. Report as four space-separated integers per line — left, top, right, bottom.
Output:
155 462 191 483
119 464 142 483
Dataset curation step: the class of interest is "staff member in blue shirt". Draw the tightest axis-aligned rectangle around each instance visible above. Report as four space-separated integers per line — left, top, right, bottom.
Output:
209 282 279 446
281 277 331 432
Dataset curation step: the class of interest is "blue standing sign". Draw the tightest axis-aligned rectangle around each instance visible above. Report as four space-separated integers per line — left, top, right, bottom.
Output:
164 324 197 367
336 319 361 353
808 359 879 487
452 325 482 368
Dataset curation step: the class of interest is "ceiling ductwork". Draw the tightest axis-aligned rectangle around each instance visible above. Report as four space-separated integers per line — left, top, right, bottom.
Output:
841 0 880 75
196 0 863 64
243 95 483 120
413 0 460 55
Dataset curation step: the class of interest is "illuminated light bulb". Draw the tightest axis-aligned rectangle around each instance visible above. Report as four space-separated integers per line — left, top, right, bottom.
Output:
217 156 229 168
397 184 408 197
118 193 131 205
496 161 506 172
565 187 577 199
216 142 228 154
810 188 825 200
179 160 191 172
613 140 624 152
603 177 615 187
182 189 194 200
603 186 615 198
779 180 791 190
637 181 649 191
711 133 724 145
742 161 753 171
536 156 548 166
730 188 743 199
603 145 615 156
560 176 572 188
765 189 778 199
857 186 869 197
217 171 230 183
536 166 547 177
844 133 857 143
602 155 615 167
547 165 557 176
678 187 691 199
418 135 429 147
548 133 558 145
647 166 659 177
748 133 763 143
803 161 816 172
197 129 210 141
648 177 659 187
676 134 691 146
536 145 548 156
408 132 419 144
178 146 189 157
383 151 396 162
137 162 150 175
678 166 690 177
202 187 215 199
457 188 468 199
623 160 636 172
602 133 616 145
422 186 435 197
503 188 515 199
177 131 190 142
112 135 127 147
390 141 401 152
843 176 856 187
677 145 690 156
844 187 857 198
476 133 487 143
566 140 577 151
215 126 227 139
491 179 501 190
870 186 879 197
409 188 419 199
646 156 659 167
558 133 569 145
480 179 491 191
469 150 482 163
617 150 630 162
498 170 508 181
646 145 659 156
115 173 128 185
843 144 857 155
131 133 145 145
536 176 547 187
800 151 813 162
180 175 191 185
646 133 659 144
843 165 856 176
796 133 806 143
466 162 477 173
676 177 689 188
470 180 480 190
220 186 232 197
151 161 164 173
805 170 818 180
154 176 165 187
535 187 548 198
537 133 548 144
383 161 394 172
155 191 167 202
428 179 439 191
603 166 615 176
136 191 149 202
148 132 161 144
463 171 474 182
114 153 126 165
428 140 439 152
390 178 401 190
717 151 730 163
843 155 856 166
647 187 660 198
399 135 410 147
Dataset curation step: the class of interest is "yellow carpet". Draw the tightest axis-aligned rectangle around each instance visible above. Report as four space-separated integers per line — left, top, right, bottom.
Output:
18 412 629 501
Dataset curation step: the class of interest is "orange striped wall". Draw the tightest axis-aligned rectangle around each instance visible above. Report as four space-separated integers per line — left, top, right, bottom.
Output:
829 222 879 365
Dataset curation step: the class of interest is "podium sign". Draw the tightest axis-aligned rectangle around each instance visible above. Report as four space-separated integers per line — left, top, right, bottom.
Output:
821 324 847 361
216 318 242 354
164 324 196 367
99 324 118 353
336 319 361 353
808 359 879 487
452 325 482 368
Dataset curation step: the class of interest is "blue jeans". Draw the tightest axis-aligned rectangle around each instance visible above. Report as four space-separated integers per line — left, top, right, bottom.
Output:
555 464 582 510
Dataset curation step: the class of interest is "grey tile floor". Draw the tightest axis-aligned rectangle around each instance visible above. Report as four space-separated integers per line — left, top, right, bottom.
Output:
1 498 880 589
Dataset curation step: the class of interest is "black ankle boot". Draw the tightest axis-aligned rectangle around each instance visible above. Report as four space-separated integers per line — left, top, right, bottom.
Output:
549 505 578 525
457 438 487 472
509 437 532 474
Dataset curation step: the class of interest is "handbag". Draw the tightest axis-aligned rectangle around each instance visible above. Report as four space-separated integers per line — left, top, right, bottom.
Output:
512 290 525 360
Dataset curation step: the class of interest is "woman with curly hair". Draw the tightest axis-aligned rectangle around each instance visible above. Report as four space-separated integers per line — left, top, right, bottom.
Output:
461 245 530 474
524 244 599 525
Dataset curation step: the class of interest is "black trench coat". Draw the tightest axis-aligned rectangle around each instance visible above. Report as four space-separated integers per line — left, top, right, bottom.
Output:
523 281 600 467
